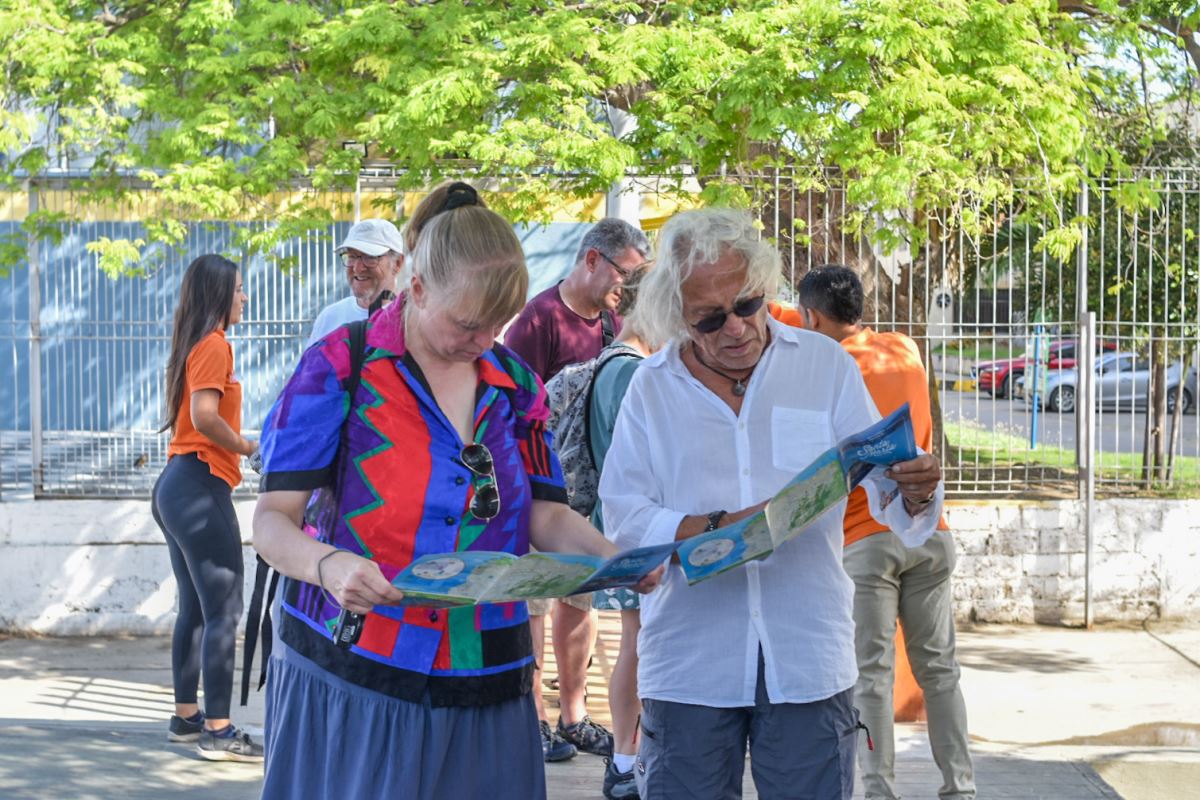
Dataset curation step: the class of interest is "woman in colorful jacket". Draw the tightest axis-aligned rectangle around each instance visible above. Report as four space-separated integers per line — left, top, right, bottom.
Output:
252 186 659 799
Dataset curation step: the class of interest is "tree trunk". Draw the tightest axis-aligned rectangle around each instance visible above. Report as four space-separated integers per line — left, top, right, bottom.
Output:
1142 334 1158 488
1166 345 1196 485
1142 335 1169 487
1152 340 1169 483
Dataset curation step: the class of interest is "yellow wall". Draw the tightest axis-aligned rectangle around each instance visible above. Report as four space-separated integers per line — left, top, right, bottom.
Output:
1 185 701 227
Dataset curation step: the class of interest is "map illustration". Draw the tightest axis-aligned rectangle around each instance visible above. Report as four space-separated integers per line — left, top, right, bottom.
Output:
412 557 466 580
392 542 679 607
766 449 848 544
679 405 921 585
678 512 773 583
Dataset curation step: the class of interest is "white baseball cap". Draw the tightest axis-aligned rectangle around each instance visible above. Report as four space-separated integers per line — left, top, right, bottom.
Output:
336 219 405 257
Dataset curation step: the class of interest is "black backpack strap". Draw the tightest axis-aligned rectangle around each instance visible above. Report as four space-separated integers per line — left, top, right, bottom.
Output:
344 318 370 405
256 567 280 692
240 556 272 706
600 311 615 346
240 318 370 706
368 289 395 316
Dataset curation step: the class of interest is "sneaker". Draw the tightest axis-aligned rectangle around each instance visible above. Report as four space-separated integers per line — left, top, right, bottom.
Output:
196 725 265 763
557 715 614 757
167 712 205 743
166 714 204 743
540 719 577 763
603 757 640 799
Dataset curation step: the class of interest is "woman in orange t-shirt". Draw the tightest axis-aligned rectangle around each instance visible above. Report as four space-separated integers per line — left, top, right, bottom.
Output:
151 254 263 762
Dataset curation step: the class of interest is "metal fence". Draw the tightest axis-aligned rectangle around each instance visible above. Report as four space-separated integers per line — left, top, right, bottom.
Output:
3 168 1199 499
0 174 592 497
725 166 1200 498
1 182 360 497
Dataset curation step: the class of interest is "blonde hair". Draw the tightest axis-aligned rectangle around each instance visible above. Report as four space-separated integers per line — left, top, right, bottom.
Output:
620 292 665 353
632 208 780 346
409 204 528 328
403 181 490 254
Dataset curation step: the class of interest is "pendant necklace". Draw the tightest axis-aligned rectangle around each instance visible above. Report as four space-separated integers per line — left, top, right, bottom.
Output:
691 346 756 397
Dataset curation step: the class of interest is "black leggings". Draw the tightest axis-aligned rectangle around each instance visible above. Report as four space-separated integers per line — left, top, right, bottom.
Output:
151 452 244 719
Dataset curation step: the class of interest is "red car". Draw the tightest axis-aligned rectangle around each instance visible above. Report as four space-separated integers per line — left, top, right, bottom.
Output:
973 339 1117 398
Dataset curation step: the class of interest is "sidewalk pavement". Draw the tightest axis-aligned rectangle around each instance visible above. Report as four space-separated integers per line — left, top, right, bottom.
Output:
0 620 1196 800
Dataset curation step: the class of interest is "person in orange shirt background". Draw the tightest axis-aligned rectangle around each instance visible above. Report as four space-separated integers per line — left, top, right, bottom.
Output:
766 299 805 329
798 265 975 800
771 296 927 719
152 254 263 762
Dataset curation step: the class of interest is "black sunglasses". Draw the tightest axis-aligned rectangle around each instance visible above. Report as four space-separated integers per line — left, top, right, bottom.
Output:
690 294 766 335
460 443 500 520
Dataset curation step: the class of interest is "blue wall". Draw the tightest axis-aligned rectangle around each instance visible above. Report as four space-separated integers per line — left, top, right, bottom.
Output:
1 219 590 433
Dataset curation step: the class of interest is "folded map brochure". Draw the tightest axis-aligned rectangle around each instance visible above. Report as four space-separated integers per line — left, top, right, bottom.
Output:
677 404 919 585
390 542 679 607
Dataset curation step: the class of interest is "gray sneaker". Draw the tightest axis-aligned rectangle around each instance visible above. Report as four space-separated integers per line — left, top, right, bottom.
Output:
540 719 577 762
603 757 640 799
167 713 205 743
196 726 264 763
558 715 614 757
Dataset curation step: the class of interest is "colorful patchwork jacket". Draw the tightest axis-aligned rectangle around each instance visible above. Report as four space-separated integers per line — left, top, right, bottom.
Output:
259 298 567 706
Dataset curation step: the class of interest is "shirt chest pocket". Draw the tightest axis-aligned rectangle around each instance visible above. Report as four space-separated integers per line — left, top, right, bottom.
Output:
771 407 834 474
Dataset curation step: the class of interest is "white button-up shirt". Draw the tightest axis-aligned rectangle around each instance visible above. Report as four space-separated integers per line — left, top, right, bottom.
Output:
600 319 942 707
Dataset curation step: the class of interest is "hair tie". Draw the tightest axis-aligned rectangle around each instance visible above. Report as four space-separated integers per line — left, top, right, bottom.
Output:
441 182 478 212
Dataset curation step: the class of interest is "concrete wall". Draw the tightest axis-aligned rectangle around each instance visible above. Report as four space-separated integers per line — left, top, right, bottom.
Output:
950 500 1200 625
0 497 1197 634
0 499 259 635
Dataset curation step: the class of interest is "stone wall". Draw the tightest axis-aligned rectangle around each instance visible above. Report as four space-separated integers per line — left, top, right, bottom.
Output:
0 499 258 635
0 497 1197 634
948 500 1200 625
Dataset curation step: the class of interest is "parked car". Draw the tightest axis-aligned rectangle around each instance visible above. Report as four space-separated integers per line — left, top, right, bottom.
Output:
972 339 1117 399
1023 351 1197 414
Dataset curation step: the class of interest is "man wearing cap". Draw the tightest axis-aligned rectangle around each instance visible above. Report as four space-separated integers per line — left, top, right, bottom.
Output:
307 218 405 345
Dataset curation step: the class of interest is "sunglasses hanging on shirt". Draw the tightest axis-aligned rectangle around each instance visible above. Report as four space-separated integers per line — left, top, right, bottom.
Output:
460 443 501 520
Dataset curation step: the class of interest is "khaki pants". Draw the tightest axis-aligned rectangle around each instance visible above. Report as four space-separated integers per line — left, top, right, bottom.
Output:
843 531 975 800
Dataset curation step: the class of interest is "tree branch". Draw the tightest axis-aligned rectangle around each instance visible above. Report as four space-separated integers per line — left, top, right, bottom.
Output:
603 81 652 111
1157 15 1200 76
95 2 171 35
1056 1 1200 76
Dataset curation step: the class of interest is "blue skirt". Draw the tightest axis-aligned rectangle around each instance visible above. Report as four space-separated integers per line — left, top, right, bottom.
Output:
262 645 546 800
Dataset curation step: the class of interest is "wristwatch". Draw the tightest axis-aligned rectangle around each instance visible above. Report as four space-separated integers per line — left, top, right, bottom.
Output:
908 491 936 508
704 510 727 532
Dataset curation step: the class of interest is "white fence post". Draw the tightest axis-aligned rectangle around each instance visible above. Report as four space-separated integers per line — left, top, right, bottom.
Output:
26 180 44 496
1079 310 1097 629
1075 177 1095 628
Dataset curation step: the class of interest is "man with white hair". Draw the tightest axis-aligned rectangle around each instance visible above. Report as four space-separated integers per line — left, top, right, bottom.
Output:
599 208 945 799
307 218 405 344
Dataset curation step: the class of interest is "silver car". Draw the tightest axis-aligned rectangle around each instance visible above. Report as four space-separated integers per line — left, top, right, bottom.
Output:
1026 351 1197 414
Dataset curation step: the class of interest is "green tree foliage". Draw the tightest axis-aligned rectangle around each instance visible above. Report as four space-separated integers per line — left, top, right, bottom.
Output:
0 0 1196 275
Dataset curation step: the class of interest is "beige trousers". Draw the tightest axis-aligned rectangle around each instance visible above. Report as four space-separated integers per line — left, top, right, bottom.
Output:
843 530 975 800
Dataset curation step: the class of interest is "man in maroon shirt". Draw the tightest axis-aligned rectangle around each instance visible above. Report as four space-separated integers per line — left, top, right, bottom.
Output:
506 218 650 381
505 217 650 762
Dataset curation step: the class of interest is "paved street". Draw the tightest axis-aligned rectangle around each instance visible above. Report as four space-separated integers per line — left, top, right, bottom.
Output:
940 388 1200 458
4 385 1199 498
1 621 1197 799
